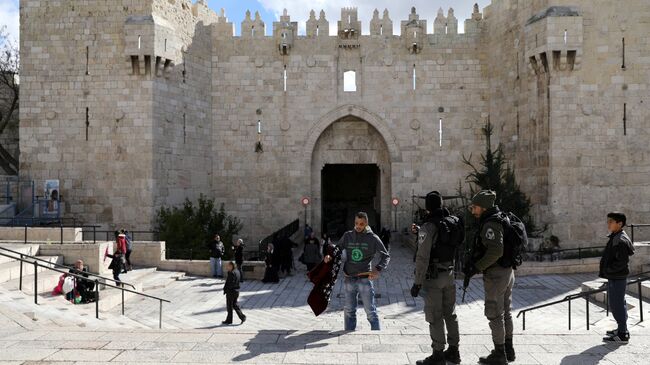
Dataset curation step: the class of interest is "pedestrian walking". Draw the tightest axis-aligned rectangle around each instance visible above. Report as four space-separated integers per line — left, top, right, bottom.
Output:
222 261 246 325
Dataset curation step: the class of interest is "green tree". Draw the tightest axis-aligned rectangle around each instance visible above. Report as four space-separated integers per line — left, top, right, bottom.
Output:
462 118 535 233
155 195 243 260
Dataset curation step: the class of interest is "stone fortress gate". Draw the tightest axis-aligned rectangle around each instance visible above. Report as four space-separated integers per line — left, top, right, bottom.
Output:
19 0 650 245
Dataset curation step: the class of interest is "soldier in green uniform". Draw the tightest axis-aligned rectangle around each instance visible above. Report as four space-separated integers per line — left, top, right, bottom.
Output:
411 191 461 365
467 190 515 365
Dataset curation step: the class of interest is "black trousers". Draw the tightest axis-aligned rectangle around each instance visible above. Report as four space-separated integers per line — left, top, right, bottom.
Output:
125 249 132 267
225 291 245 322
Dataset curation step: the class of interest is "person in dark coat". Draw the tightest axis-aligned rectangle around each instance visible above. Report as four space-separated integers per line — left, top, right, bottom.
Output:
223 261 246 325
106 250 124 286
262 243 280 283
600 212 635 344
277 237 295 276
233 239 244 281
302 232 323 271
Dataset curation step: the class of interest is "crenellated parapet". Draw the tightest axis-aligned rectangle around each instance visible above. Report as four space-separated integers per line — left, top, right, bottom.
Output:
401 7 426 54
273 9 298 55
370 9 393 37
241 10 266 39
306 10 329 38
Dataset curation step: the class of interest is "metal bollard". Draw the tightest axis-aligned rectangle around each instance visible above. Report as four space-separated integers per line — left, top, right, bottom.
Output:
33 261 38 304
95 279 100 319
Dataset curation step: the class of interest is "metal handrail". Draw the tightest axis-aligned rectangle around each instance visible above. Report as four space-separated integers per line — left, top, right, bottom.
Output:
0 245 135 290
516 270 650 330
0 251 170 328
524 245 606 260
630 224 650 244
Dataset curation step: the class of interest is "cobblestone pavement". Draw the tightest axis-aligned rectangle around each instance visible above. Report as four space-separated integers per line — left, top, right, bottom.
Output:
0 242 647 364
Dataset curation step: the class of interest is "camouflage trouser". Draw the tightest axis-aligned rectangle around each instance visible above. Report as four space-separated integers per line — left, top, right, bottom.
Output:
483 265 515 345
422 270 460 351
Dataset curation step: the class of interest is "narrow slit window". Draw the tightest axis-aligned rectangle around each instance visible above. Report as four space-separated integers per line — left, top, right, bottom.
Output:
412 65 416 90
380 24 383 36
316 25 319 37
252 26 255 37
164 39 167 52
283 65 287 92
348 15 351 23
438 118 443 147
622 37 626 69
183 113 187 143
182 62 186 83
85 46 89 75
343 70 356 92
85 107 89 141
623 103 627 135
564 29 567 44
138 35 141 49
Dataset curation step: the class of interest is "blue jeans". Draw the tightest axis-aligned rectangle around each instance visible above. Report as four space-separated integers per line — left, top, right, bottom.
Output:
343 277 380 331
607 279 628 334
210 257 223 277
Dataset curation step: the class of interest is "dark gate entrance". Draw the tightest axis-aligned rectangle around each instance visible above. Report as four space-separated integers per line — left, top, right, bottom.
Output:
321 164 380 239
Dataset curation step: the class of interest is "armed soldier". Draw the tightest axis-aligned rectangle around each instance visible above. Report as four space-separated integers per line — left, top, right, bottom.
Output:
465 190 518 365
411 191 463 365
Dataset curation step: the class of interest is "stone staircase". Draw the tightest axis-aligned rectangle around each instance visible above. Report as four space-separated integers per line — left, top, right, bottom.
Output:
0 242 186 329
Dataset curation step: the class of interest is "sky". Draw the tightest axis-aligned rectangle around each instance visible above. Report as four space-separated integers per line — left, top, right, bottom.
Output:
0 0 492 45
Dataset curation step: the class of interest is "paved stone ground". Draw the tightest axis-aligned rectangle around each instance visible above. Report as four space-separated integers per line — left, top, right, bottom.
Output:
0 242 648 364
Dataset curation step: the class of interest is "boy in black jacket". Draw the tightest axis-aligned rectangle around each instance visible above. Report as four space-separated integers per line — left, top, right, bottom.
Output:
600 212 635 343
223 261 246 325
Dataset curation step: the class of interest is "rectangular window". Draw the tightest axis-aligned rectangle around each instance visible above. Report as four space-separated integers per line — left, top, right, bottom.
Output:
85 46 89 75
343 70 356 92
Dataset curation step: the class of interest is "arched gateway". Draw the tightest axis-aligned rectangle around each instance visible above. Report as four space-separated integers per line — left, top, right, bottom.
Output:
306 105 401 238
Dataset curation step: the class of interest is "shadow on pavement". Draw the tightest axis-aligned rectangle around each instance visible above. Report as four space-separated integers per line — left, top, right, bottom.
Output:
231 329 347 361
560 343 623 365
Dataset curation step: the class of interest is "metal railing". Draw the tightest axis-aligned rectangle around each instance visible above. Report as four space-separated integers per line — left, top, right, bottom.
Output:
524 246 606 261
0 245 135 290
258 219 300 257
630 224 650 244
0 250 170 328
516 271 650 331
80 229 159 243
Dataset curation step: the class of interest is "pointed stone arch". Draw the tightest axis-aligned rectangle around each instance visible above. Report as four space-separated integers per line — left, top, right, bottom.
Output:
304 104 402 163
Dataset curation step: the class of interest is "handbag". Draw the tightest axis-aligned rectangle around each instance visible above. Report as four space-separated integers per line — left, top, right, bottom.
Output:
62 276 75 294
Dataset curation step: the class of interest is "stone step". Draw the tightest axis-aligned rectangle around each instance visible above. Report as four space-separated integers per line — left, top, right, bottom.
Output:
141 270 186 291
0 255 63 284
0 244 41 265
0 286 150 329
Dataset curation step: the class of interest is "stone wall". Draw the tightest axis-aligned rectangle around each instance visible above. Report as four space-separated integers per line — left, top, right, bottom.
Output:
0 227 82 242
18 0 650 249
37 241 113 275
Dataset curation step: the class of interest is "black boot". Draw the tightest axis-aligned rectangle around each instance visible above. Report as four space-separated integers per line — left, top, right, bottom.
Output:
479 344 507 365
505 338 515 362
416 350 445 365
443 345 461 364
